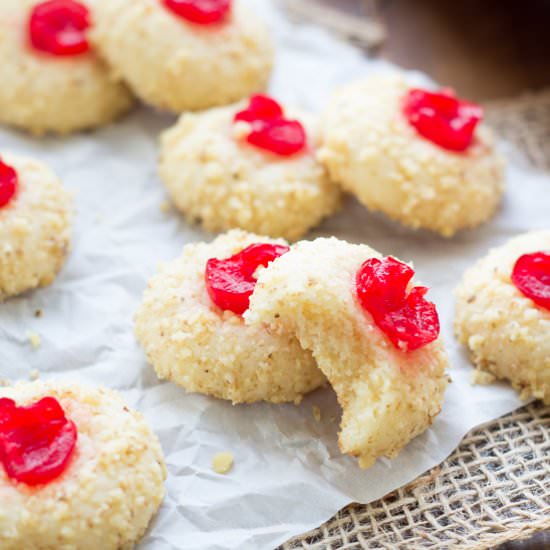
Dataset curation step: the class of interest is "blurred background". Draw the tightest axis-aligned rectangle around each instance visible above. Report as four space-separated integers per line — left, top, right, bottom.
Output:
281 0 550 101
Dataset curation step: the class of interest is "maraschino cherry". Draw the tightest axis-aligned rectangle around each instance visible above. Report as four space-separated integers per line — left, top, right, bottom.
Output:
163 0 231 25
403 88 483 152
0 396 77 486
29 0 91 57
511 252 550 311
234 95 307 157
0 158 18 209
355 256 440 351
205 243 290 315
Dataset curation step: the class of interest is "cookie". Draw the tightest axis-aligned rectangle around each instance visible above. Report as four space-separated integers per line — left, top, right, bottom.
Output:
134 230 325 404
159 95 341 240
0 0 134 135
92 0 273 112
0 380 166 550
455 230 550 403
319 74 505 237
0 153 72 300
245 237 449 468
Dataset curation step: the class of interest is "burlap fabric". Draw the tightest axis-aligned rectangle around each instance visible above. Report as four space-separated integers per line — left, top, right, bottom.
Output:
280 90 550 549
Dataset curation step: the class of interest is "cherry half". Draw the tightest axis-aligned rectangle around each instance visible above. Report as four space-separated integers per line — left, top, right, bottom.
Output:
29 0 91 57
0 158 18 209
234 94 307 157
355 256 440 352
0 396 77 486
205 243 290 315
403 88 483 152
511 252 550 311
162 0 231 25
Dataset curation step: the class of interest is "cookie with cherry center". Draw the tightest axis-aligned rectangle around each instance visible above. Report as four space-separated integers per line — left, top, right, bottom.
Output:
318 74 506 237
92 0 274 112
455 230 550 403
0 380 166 549
134 229 325 404
0 0 134 135
159 94 341 240
0 153 72 301
244 236 449 469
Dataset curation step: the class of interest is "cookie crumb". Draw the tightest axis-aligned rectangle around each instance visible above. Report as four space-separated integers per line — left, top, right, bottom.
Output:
34 309 44 318
29 369 40 381
470 369 496 386
212 452 234 474
312 405 321 422
27 331 42 349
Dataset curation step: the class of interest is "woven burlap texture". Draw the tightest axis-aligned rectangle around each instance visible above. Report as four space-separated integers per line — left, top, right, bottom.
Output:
281 89 550 550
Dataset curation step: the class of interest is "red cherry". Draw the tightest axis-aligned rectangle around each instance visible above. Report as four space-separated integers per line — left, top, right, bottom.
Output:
403 88 483 152
29 0 91 57
0 396 77 486
0 158 18 208
511 252 550 311
234 95 307 157
162 0 231 25
205 243 290 315
355 257 440 352
234 94 284 123
246 119 307 157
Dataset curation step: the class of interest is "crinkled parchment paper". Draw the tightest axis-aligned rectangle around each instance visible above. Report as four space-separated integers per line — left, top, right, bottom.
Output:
0 2 548 548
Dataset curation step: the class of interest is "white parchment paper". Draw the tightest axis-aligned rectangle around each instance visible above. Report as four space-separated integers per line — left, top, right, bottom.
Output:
1 2 549 548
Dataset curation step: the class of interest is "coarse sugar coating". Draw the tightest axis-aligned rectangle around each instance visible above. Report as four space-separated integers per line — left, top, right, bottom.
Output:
0 153 72 301
159 102 341 240
455 230 550 403
245 237 449 468
134 230 325 404
0 0 134 135
92 0 273 112
318 74 505 237
0 380 166 550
